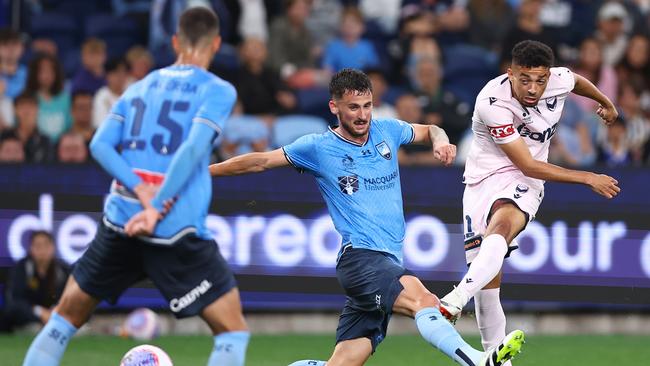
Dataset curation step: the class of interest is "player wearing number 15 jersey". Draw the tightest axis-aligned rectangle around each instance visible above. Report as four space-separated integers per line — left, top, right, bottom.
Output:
23 8 250 366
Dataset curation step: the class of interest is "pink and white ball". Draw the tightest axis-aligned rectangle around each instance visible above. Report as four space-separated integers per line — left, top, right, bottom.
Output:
120 344 173 366
122 308 161 341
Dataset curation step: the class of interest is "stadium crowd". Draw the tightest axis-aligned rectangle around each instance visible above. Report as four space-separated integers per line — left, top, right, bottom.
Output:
0 0 649 167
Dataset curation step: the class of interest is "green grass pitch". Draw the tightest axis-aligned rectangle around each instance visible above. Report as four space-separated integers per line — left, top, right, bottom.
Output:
2 333 649 365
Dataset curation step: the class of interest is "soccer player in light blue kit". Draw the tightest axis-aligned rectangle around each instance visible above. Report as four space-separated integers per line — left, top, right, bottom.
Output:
210 69 526 366
22 8 249 366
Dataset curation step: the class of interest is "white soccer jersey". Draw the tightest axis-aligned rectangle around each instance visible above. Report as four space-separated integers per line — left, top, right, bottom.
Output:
463 67 576 185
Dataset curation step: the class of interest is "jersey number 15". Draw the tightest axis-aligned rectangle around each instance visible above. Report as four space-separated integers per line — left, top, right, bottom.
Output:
127 97 189 155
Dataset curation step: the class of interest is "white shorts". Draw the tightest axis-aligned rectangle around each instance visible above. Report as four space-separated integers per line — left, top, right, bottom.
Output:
462 170 544 264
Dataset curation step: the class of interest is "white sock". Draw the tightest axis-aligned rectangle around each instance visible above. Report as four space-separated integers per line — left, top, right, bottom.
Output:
456 234 508 300
475 288 506 350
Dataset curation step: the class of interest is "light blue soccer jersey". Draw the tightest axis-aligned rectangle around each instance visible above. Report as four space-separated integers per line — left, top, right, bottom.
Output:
96 65 236 242
283 118 415 263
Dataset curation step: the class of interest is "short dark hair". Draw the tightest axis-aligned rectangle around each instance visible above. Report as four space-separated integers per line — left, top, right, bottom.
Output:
14 92 37 107
105 57 128 74
71 90 93 103
30 230 54 245
178 7 220 46
0 27 22 44
511 40 554 68
329 68 372 100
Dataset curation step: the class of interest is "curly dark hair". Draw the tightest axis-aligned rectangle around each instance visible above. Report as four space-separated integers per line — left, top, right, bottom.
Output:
511 40 554 68
329 68 373 100
25 53 65 96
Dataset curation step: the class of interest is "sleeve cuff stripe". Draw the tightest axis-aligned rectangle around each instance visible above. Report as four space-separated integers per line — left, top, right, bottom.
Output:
193 117 223 135
408 124 416 144
109 113 125 122
281 147 298 168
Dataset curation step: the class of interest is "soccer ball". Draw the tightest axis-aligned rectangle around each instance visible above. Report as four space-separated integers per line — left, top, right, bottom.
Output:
121 308 160 341
120 344 173 366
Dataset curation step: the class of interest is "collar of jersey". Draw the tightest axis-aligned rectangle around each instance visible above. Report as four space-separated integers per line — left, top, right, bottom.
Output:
328 125 370 147
495 76 513 102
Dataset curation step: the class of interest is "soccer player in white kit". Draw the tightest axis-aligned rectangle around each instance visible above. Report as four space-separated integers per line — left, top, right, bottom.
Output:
439 40 621 358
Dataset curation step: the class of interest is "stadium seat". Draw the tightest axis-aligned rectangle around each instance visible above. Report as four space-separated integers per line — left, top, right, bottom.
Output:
442 44 499 105
84 14 141 58
62 47 81 78
221 115 269 155
271 115 329 148
296 87 332 120
53 0 111 17
211 42 240 72
29 13 79 54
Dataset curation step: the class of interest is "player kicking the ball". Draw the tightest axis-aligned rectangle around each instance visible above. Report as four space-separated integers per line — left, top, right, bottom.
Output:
210 68 525 366
439 40 620 360
23 8 250 366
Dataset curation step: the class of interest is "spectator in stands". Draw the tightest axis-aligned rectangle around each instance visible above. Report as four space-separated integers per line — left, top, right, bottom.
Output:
395 93 438 166
236 0 270 41
0 79 13 130
409 57 471 144
548 98 596 167
595 1 630 66
499 0 556 71
71 38 107 94
366 68 397 120
0 28 27 99
359 0 401 34
0 134 25 162
597 117 631 166
616 33 650 106
306 0 342 49
125 45 154 85
387 12 441 83
0 93 52 163
322 6 379 73
25 53 71 142
93 58 128 128
2 231 69 332
233 37 296 120
570 37 618 115
268 0 325 89
57 132 89 163
467 0 515 54
400 0 470 45
69 91 95 144
617 81 650 163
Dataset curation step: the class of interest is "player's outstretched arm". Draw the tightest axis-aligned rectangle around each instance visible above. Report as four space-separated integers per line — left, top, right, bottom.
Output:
499 138 620 198
572 73 618 125
209 148 290 177
410 124 456 166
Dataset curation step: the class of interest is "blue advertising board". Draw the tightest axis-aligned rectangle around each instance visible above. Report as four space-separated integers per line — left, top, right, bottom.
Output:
0 164 649 310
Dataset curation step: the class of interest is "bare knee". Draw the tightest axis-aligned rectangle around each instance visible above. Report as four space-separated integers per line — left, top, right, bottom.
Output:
201 288 248 335
410 292 440 317
328 339 372 366
54 278 98 328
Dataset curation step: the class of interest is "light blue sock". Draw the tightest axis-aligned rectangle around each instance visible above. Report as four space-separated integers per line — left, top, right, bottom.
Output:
22 312 77 366
415 307 483 366
288 361 327 366
207 331 250 366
